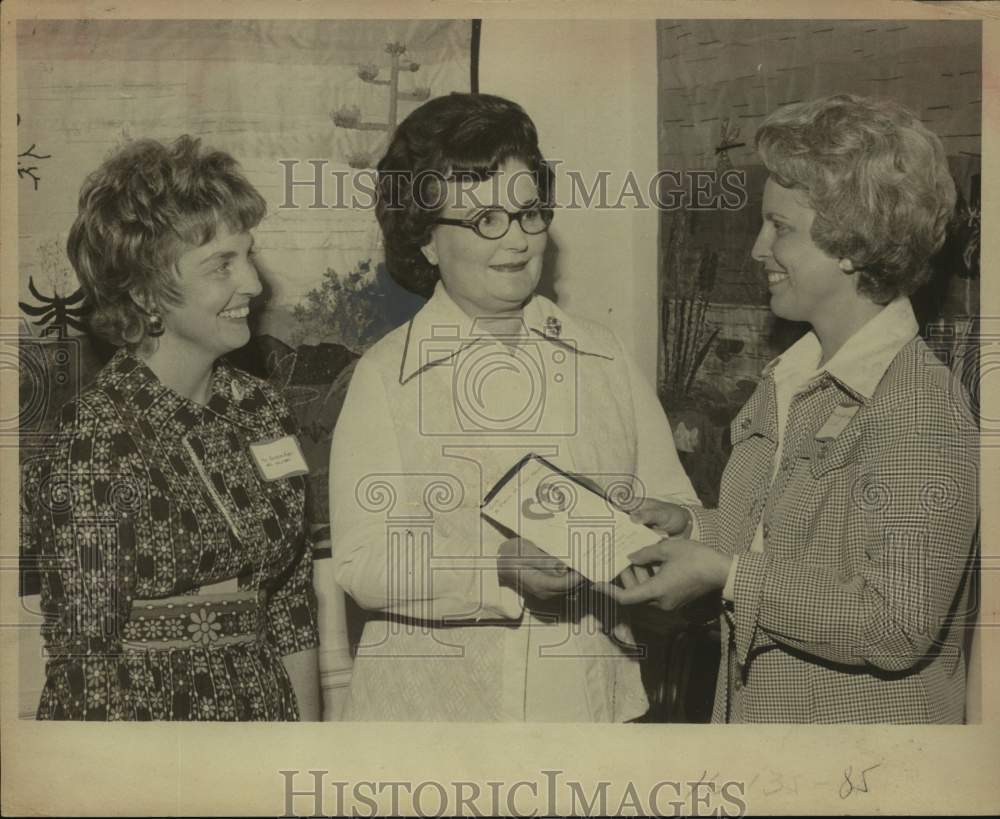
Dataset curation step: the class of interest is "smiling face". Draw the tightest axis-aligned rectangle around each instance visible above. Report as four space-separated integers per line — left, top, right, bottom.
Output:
751 177 864 331
421 159 547 317
157 225 262 366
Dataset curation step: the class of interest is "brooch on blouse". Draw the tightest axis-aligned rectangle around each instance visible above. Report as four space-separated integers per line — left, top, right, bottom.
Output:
543 316 562 338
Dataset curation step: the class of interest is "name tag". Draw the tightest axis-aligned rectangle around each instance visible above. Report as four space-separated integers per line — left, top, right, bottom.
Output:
249 434 309 481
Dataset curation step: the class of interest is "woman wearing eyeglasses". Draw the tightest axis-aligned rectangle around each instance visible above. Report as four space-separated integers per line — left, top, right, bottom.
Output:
327 93 699 721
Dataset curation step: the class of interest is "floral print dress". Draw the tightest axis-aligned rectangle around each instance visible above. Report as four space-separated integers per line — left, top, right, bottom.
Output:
22 349 319 720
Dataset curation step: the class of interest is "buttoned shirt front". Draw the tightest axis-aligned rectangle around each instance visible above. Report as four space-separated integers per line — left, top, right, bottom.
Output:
722 297 921 598
23 349 319 720
693 297 979 723
328 282 699 721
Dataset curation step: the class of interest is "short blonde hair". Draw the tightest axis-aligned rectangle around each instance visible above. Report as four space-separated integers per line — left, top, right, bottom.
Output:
756 94 957 303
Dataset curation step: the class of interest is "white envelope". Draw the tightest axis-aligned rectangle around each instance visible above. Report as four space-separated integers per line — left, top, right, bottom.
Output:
480 454 662 583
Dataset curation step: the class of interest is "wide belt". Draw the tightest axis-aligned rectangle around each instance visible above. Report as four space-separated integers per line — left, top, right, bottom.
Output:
120 590 266 650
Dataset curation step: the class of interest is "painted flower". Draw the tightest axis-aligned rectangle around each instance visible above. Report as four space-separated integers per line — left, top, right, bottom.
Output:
54 527 76 549
69 500 96 522
295 625 315 648
92 437 112 461
83 663 110 707
187 608 222 646
192 652 210 676
163 618 185 639
149 517 172 545
87 683 108 708
90 462 114 481
151 530 174 562
141 618 164 640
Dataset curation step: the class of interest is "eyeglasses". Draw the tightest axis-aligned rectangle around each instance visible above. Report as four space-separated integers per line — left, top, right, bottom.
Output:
433 206 554 240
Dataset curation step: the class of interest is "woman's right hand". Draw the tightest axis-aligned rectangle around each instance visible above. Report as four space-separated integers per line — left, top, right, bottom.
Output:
629 498 692 536
497 538 586 601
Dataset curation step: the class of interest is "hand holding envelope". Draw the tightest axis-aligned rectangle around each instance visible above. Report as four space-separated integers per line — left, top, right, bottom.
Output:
599 538 733 613
627 498 693 537
603 499 732 614
481 454 668 585
496 537 587 601
481 454 729 611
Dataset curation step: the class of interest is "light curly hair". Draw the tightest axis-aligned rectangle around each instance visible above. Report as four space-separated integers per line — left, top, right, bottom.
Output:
755 94 957 303
67 135 266 346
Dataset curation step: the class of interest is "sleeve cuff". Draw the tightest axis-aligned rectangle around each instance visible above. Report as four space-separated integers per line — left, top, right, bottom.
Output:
722 555 738 601
687 505 716 544
731 550 768 665
687 507 700 540
267 588 321 655
478 556 526 620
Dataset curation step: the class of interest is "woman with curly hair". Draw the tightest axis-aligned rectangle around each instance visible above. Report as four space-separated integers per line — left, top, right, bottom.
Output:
608 94 979 724
328 93 699 721
22 135 320 720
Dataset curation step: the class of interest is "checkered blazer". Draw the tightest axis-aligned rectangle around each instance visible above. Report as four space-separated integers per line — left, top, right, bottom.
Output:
690 336 979 723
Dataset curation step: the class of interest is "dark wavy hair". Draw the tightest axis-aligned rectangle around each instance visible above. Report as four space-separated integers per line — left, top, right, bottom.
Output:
67 135 266 346
375 93 554 297
755 94 957 303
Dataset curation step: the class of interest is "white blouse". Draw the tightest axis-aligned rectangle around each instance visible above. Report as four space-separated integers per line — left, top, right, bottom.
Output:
326 282 699 721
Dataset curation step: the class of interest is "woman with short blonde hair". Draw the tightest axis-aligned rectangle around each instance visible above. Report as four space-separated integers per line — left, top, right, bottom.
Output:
611 94 978 724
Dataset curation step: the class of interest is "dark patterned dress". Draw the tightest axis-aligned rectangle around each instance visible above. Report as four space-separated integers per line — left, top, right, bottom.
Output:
22 349 319 720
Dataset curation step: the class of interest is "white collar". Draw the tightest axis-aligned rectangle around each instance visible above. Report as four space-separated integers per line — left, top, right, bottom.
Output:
763 296 918 401
398 281 616 385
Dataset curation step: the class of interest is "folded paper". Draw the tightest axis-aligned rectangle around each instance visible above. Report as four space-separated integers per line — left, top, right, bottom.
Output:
481 454 661 582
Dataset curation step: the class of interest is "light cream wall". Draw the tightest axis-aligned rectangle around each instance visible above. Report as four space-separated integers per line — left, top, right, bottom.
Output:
479 20 661 384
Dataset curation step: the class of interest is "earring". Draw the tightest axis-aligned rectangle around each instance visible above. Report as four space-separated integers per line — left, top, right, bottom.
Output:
421 245 439 267
147 313 165 337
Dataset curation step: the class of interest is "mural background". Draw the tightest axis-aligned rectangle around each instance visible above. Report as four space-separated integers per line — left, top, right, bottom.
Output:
655 19 981 506
16 19 475 594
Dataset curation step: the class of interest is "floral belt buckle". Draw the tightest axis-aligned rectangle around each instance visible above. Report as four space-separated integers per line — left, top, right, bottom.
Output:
121 590 265 651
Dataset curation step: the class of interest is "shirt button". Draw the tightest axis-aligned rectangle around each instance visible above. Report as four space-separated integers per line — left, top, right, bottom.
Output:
763 524 770 540
734 678 743 690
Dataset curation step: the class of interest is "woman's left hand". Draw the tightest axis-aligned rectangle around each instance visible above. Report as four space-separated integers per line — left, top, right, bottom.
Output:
497 538 587 601
599 539 733 611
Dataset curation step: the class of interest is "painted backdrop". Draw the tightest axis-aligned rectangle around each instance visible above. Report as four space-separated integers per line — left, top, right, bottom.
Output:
16 19 475 592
